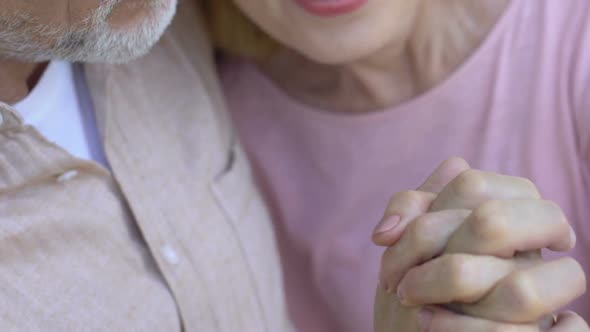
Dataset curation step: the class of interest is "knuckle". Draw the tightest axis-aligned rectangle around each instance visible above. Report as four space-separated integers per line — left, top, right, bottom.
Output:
440 254 472 296
445 254 468 281
541 201 572 247
562 312 590 329
503 272 545 320
561 257 587 294
518 177 541 199
543 200 569 227
452 170 487 198
407 215 438 257
469 201 509 243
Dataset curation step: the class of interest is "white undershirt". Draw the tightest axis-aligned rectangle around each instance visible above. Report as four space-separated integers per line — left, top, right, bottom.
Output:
12 61 108 167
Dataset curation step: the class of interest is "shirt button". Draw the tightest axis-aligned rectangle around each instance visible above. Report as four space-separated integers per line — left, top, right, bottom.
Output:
161 245 180 265
56 170 79 183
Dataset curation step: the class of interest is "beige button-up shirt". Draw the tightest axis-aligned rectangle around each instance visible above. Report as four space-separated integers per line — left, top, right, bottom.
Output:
0 2 292 331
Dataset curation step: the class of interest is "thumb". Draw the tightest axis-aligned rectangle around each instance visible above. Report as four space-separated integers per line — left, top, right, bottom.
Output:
418 157 471 193
372 157 470 246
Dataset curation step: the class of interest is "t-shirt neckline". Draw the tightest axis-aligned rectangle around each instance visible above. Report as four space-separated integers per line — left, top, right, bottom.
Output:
13 61 72 126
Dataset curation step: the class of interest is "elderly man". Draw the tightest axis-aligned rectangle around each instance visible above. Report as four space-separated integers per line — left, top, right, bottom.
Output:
0 1 292 331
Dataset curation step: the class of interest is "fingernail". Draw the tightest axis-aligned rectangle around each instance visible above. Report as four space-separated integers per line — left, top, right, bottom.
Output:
374 215 401 235
418 308 433 331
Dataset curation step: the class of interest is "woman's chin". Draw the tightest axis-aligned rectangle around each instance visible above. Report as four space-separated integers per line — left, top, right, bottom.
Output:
288 37 390 65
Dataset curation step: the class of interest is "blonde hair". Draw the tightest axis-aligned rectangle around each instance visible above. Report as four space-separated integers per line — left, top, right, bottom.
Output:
200 0 279 60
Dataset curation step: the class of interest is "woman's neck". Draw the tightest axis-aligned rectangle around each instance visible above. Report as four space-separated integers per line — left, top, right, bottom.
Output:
260 0 510 113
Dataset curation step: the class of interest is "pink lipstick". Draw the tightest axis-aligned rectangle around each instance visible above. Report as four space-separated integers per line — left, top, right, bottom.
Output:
294 0 368 16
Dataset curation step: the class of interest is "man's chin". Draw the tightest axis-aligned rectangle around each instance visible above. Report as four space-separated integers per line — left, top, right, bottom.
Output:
0 0 178 64
76 0 178 64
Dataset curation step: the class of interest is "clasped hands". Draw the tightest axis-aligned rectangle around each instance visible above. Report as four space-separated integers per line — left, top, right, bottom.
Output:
373 158 588 331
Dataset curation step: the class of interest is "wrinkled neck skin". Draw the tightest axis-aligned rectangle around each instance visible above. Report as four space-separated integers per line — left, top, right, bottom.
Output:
261 0 510 113
0 59 46 104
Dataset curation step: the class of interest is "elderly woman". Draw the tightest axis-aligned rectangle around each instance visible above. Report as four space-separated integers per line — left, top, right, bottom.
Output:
202 0 589 331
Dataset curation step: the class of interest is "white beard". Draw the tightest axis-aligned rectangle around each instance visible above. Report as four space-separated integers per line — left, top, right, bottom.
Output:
0 0 177 63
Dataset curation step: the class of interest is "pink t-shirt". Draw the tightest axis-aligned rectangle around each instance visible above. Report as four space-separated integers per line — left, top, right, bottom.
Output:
222 1 590 330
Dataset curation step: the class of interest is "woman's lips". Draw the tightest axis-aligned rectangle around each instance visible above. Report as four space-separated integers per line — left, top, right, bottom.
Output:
294 0 368 16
